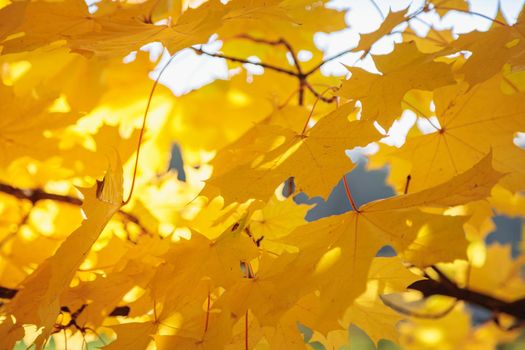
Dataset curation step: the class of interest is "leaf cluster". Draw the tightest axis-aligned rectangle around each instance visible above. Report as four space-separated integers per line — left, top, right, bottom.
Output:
0 0 525 349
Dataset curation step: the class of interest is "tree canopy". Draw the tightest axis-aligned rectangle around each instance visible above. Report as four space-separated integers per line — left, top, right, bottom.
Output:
0 0 525 349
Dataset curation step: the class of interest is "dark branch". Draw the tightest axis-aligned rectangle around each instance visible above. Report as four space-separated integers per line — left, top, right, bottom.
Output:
235 34 304 75
0 182 153 240
0 285 131 318
192 47 298 77
206 36 310 105
194 38 340 105
368 0 385 20
408 267 525 321
0 183 82 206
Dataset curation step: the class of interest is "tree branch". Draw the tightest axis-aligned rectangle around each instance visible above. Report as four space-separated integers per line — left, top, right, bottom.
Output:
234 34 304 75
407 267 525 321
203 36 312 105
194 38 340 106
192 47 298 77
0 285 131 317
0 182 153 239
0 183 82 206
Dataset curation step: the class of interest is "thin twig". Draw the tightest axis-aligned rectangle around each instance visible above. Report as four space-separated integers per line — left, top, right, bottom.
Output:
192 47 298 77
222 35 308 105
304 48 353 76
280 39 303 75
368 0 385 20
235 35 304 74
434 6 508 26
301 86 338 135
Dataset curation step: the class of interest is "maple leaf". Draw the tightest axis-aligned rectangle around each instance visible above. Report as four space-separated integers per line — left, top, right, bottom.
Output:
160 221 259 288
206 103 380 203
249 196 312 241
353 8 408 53
444 19 525 88
0 0 329 57
217 253 307 327
281 154 501 319
1 0 525 347
402 25 455 53
0 157 122 348
218 0 346 54
0 83 81 167
469 244 525 301
341 256 420 345
338 42 455 129
430 0 470 17
378 75 525 193
105 322 158 350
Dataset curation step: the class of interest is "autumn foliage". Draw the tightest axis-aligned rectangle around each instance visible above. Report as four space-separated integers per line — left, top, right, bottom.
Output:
0 0 525 349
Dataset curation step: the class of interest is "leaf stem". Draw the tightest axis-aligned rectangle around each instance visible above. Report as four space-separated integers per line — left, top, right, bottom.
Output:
342 175 360 213
402 98 441 132
123 51 180 205
205 292 211 333
301 86 338 135
403 174 411 194
234 35 305 76
245 311 249 350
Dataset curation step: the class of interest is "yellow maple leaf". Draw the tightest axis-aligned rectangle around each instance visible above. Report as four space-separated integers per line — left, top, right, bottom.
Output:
249 195 312 240
0 83 81 168
338 42 455 129
381 75 525 193
206 103 380 203
0 156 122 348
448 22 524 88
281 154 500 319
354 8 408 53
430 0 469 17
105 321 158 350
